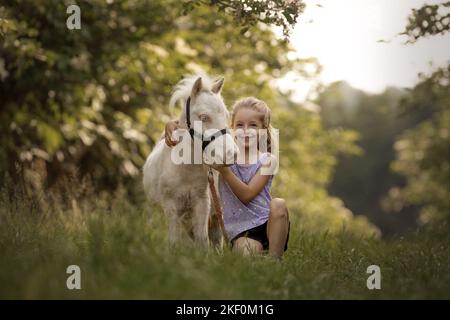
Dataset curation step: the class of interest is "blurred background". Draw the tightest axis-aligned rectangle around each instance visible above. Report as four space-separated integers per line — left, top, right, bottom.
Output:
0 0 449 237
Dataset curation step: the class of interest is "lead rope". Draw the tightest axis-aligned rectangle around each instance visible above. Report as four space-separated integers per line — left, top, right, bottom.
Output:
207 168 228 243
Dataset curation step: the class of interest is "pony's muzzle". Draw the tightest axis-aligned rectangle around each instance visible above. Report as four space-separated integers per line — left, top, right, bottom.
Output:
225 149 239 166
223 134 239 165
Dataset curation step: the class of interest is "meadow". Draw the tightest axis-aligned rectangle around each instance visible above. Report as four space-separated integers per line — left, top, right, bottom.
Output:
1 184 448 300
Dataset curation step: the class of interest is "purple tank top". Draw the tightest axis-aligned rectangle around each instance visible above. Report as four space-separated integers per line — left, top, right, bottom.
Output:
219 153 273 241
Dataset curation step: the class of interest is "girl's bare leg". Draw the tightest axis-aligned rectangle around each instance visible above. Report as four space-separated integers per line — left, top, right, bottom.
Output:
267 198 289 258
232 237 263 256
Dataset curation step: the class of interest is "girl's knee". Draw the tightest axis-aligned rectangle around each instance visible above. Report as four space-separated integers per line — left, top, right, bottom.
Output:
270 198 288 219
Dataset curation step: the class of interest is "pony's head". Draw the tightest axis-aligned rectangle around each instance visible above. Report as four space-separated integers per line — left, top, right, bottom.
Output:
170 74 239 165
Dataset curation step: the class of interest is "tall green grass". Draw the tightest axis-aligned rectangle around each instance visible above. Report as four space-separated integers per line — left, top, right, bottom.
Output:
0 184 449 299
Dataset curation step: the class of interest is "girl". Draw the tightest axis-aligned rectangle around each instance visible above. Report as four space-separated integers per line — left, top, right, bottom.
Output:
165 97 290 259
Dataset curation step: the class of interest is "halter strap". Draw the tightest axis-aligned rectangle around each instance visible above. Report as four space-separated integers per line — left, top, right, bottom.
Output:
201 128 230 150
185 96 192 129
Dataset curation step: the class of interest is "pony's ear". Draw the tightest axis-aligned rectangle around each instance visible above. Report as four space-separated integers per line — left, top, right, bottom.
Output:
211 77 224 94
191 77 202 98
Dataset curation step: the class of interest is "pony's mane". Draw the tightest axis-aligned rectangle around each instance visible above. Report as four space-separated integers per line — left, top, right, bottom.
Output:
169 73 218 108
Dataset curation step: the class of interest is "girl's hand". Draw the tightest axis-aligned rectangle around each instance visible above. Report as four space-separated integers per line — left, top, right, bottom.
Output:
209 164 229 174
165 120 180 147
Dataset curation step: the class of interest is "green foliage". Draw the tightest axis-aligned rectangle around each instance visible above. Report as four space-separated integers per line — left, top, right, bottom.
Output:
183 0 305 37
0 0 305 189
402 1 450 42
388 65 450 225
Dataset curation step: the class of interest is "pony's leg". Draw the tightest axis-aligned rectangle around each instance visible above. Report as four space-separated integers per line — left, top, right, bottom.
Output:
163 201 183 246
192 196 210 247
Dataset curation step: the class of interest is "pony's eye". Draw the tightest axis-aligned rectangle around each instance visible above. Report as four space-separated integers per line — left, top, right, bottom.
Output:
200 114 210 122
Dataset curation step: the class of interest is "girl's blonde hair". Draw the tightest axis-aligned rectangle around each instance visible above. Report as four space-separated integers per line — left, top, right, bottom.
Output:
230 97 274 153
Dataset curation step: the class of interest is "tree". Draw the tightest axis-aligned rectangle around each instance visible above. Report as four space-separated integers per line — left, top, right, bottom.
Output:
0 0 305 191
388 65 450 224
182 0 305 37
402 1 450 42
386 2 450 225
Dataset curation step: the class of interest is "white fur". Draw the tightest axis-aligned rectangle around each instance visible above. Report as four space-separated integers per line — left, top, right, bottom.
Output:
143 74 238 247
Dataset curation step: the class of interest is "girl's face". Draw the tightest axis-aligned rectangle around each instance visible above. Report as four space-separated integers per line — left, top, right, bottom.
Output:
232 108 264 150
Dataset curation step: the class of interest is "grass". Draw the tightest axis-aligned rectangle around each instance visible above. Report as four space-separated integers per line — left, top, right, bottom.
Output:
0 186 449 300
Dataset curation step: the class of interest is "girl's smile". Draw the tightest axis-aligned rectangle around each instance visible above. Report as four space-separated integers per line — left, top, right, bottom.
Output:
233 108 265 150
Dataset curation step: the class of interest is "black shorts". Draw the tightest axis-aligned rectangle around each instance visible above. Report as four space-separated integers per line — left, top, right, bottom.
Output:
231 221 290 252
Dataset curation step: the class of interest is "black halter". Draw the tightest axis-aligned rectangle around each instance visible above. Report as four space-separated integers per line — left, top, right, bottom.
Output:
185 96 230 151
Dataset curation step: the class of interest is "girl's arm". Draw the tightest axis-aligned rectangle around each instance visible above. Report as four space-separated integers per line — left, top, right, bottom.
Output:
218 156 276 205
220 167 268 205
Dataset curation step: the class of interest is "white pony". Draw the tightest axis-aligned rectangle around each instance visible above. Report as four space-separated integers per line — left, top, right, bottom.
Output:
143 74 239 247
